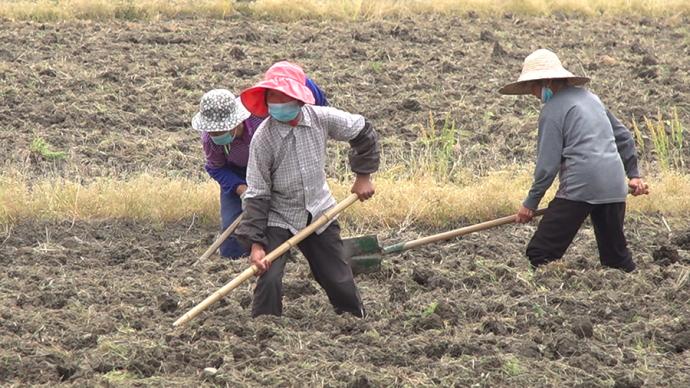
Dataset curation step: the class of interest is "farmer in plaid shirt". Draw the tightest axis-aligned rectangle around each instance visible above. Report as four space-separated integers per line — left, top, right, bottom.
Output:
236 61 380 318
191 79 328 260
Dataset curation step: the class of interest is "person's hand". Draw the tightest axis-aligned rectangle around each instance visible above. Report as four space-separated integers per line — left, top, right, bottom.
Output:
236 184 247 196
628 178 649 196
516 205 535 224
249 243 269 276
351 174 375 201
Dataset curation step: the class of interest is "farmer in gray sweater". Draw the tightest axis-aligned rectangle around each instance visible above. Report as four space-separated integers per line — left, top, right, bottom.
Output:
500 49 648 272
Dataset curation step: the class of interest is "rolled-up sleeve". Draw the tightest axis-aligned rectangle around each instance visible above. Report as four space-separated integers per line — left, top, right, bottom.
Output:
607 110 640 179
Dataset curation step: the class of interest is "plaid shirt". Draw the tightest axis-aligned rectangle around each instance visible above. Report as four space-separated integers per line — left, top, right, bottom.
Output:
244 105 365 234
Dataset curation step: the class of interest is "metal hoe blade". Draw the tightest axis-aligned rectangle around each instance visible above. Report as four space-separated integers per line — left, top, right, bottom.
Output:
342 234 382 274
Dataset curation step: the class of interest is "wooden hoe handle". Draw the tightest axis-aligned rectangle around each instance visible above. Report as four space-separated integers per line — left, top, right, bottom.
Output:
173 193 359 327
384 208 547 254
193 213 244 267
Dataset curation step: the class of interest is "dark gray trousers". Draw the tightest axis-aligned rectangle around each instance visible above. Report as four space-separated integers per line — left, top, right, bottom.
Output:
252 221 365 318
526 198 635 272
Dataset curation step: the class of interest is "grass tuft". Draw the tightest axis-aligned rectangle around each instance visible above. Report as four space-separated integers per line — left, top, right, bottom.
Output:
633 108 685 171
103 370 138 383
503 356 524 376
30 137 67 160
421 301 439 317
418 112 461 182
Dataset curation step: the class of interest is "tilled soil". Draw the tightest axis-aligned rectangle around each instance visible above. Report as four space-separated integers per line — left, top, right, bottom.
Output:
1 13 690 387
1 216 689 386
1 14 688 177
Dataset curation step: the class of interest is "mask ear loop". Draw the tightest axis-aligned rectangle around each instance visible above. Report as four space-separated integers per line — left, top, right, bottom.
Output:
222 123 240 156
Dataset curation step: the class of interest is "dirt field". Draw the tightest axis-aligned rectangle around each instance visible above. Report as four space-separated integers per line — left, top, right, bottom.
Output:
1 13 689 386
1 217 689 386
1 14 689 176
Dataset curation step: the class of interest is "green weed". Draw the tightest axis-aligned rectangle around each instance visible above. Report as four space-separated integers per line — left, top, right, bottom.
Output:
30 137 67 160
532 303 545 318
503 357 524 376
370 61 383 73
633 108 685 170
417 112 460 182
421 301 438 317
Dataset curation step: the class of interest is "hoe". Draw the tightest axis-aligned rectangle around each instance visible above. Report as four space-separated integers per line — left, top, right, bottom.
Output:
343 209 546 275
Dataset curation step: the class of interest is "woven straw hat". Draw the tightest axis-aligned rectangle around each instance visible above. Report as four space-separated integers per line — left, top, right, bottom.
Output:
499 49 590 95
191 89 250 132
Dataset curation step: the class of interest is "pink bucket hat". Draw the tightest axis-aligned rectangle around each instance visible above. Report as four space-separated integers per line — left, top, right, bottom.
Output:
240 61 316 117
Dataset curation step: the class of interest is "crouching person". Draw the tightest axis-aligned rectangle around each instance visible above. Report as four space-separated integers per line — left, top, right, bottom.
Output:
192 79 328 259
499 49 648 272
235 61 380 318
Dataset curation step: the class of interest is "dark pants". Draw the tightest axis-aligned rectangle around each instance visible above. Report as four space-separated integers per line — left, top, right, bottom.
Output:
527 198 635 272
252 221 365 318
219 189 248 259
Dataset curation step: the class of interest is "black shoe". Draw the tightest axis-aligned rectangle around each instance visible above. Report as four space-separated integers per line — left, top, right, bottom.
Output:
603 259 636 273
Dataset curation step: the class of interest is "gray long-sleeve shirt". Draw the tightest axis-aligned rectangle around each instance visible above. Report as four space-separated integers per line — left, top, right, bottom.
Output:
524 86 640 210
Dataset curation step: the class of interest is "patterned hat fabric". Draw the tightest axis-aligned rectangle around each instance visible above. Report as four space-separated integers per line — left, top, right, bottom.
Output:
191 89 251 132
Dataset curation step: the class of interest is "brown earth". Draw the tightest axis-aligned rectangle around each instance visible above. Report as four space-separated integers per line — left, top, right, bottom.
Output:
0 14 688 177
1 217 689 386
1 13 690 387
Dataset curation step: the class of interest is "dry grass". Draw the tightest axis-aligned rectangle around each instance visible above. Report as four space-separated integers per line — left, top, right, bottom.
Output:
0 0 687 21
0 173 220 225
249 0 690 20
0 0 235 21
2 169 688 228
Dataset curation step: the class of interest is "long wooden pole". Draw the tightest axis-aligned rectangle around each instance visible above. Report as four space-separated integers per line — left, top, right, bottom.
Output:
192 213 243 267
383 208 547 254
380 187 644 255
173 193 359 327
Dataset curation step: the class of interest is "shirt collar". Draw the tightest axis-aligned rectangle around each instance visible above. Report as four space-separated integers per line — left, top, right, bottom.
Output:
273 107 313 138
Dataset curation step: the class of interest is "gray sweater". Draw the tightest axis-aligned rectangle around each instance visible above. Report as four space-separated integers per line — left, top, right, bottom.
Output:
524 86 640 210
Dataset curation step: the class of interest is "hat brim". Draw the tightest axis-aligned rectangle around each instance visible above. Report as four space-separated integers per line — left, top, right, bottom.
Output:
241 78 316 117
191 98 251 132
499 76 590 95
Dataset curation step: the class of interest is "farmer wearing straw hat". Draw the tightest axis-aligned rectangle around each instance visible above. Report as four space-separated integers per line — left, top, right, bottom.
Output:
191 81 328 259
500 49 648 272
236 61 380 318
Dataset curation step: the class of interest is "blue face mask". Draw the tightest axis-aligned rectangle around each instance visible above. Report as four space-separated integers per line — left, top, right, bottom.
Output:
210 132 234 146
268 101 302 122
541 86 554 103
